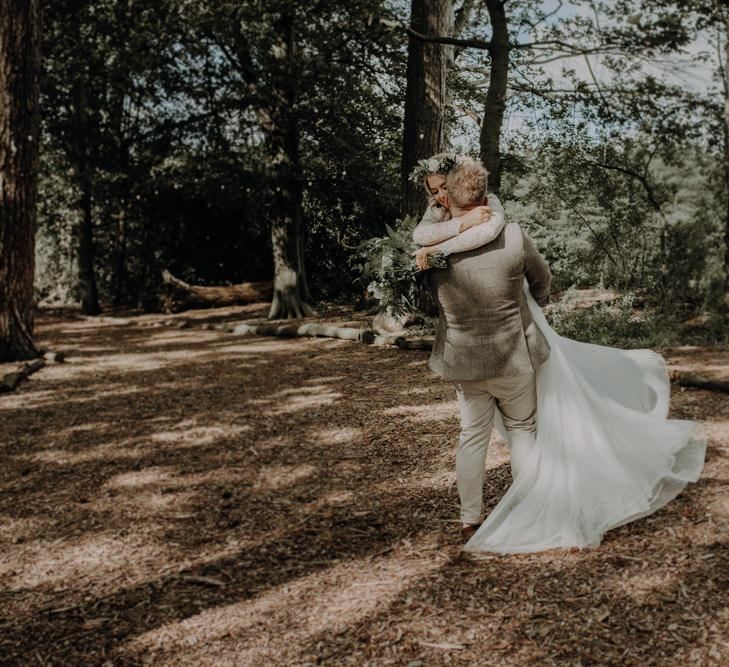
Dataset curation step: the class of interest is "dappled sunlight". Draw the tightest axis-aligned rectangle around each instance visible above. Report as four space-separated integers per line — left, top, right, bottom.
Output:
0 532 172 594
667 348 729 382
253 463 318 492
138 330 222 347
0 515 53 543
303 375 347 384
36 346 250 383
20 441 152 466
103 487 197 516
217 338 313 355
41 353 168 378
0 388 57 412
249 385 344 415
120 535 445 666
104 466 250 495
312 426 363 446
616 569 685 604
105 466 177 489
149 422 251 448
317 488 356 505
18 420 251 467
1 310 725 665
404 386 440 395
383 400 459 423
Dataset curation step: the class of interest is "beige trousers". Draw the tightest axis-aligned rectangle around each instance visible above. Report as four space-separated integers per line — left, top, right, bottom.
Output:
453 373 537 524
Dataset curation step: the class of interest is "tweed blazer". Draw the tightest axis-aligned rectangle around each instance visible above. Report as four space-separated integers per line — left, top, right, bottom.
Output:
428 222 552 381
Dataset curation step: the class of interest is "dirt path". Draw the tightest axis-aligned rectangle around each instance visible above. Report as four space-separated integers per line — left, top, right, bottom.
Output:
1 307 728 666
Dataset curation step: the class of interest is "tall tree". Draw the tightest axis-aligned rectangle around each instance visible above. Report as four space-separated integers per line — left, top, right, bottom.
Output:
265 5 312 320
722 14 729 297
480 0 508 193
0 0 42 361
401 0 453 217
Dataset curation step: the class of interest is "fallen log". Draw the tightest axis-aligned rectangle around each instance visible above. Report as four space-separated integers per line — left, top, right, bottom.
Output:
372 334 404 346
395 336 434 351
0 359 46 394
159 269 273 313
232 322 376 344
671 371 729 394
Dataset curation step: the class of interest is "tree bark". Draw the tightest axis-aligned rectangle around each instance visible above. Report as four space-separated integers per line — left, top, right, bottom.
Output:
0 0 41 361
480 0 510 195
265 7 312 320
72 75 100 315
401 0 453 218
723 15 729 300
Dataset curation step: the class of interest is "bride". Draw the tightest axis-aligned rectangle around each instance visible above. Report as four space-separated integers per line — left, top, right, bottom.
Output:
409 153 707 554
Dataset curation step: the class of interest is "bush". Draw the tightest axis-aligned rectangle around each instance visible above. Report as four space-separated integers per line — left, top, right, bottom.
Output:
353 215 432 316
545 289 674 348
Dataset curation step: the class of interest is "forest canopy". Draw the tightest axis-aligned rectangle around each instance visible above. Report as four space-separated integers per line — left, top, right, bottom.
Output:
32 0 729 340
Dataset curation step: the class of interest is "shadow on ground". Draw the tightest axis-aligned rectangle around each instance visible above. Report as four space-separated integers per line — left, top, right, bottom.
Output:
0 309 727 666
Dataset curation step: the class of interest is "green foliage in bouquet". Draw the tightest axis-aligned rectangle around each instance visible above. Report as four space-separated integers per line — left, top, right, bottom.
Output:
353 215 447 316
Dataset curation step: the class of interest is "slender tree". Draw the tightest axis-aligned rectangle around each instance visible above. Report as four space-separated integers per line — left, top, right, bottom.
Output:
480 0 508 193
265 5 312 319
0 0 42 361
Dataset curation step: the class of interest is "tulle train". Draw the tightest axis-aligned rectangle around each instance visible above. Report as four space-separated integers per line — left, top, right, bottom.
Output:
464 288 706 554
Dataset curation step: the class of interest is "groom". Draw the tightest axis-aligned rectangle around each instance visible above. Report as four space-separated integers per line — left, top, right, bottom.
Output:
427 157 552 541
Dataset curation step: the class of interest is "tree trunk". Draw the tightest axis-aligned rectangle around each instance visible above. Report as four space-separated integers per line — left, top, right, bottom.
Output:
266 7 312 320
479 0 510 195
401 0 453 218
112 206 129 306
78 167 100 315
0 0 41 362
723 16 729 301
72 77 101 315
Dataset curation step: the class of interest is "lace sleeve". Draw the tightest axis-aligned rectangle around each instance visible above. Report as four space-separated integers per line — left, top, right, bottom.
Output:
436 195 506 256
412 206 461 246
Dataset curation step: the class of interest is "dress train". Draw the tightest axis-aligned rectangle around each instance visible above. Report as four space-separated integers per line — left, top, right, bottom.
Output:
465 287 706 553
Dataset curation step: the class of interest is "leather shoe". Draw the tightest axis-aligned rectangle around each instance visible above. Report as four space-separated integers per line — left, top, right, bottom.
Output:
461 523 481 541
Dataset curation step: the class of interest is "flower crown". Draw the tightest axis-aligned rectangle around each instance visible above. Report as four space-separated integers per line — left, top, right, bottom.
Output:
409 154 459 184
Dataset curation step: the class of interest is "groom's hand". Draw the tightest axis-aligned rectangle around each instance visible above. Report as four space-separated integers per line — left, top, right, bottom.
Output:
457 206 492 233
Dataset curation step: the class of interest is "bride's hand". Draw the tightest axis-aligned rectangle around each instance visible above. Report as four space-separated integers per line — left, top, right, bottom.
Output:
411 246 439 271
457 206 492 233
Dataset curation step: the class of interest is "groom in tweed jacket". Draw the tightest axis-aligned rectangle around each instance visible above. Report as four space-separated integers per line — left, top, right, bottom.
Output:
427 157 552 540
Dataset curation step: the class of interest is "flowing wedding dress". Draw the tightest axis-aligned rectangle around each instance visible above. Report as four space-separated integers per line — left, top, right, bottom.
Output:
413 202 707 554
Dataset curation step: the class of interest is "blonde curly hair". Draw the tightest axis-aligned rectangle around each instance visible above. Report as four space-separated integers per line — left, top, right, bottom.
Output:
445 156 488 209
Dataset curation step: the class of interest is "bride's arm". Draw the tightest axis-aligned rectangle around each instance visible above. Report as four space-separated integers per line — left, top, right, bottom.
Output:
412 205 462 246
435 195 506 255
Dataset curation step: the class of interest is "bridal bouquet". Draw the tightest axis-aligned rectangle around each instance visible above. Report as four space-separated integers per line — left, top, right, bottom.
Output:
354 215 446 316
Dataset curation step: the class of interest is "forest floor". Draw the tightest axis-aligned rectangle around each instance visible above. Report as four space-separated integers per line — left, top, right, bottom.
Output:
1 303 728 666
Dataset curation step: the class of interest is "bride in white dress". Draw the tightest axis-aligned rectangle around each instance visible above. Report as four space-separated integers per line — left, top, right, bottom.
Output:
410 155 707 554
